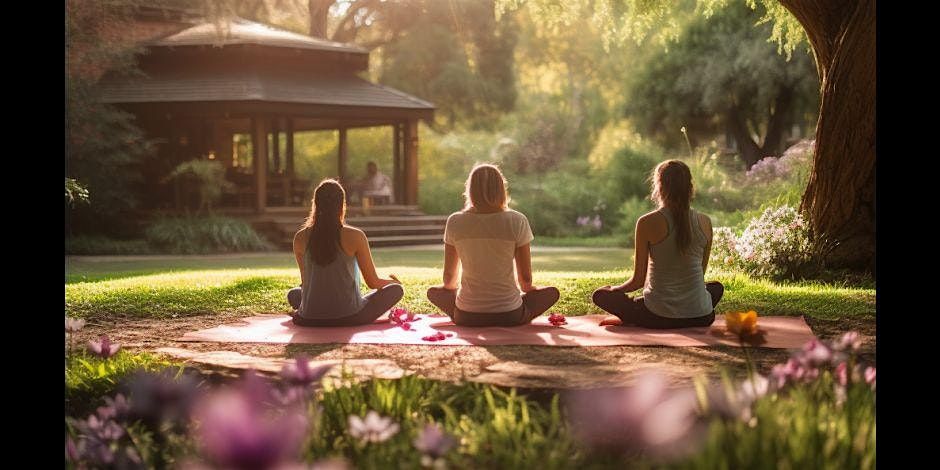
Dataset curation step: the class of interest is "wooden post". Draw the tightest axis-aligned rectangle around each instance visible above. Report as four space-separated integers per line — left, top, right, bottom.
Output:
392 123 402 204
338 128 348 187
252 117 268 213
285 118 294 205
272 118 281 174
404 119 418 205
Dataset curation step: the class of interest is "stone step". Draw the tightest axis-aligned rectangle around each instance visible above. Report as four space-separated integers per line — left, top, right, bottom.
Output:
366 234 444 247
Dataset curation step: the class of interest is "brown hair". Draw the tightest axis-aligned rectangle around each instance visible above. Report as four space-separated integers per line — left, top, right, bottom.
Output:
303 179 347 266
463 163 509 212
650 160 695 255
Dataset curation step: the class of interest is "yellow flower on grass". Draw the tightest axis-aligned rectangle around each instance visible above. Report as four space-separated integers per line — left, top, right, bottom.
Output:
725 310 758 336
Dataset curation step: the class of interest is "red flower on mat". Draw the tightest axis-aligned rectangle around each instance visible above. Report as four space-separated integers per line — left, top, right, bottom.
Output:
389 308 420 330
421 331 453 342
548 313 567 326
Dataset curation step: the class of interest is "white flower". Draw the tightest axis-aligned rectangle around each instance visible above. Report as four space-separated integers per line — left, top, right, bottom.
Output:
66 317 86 333
347 411 400 444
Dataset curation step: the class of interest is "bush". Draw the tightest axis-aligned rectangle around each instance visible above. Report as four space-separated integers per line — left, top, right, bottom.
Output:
66 235 153 255
509 160 610 236
614 197 655 245
712 205 818 280
144 216 273 254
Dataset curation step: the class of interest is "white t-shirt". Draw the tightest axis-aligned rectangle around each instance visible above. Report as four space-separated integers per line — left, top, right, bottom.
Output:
444 209 535 313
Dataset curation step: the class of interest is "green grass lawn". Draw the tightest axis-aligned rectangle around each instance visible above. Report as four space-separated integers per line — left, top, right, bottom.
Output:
66 247 875 321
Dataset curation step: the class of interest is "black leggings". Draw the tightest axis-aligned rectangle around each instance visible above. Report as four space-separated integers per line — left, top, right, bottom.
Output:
426 286 561 327
592 282 724 329
287 284 404 327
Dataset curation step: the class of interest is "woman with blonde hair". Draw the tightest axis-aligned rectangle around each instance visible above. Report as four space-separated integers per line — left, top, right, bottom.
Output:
592 160 724 328
287 179 403 326
427 164 560 326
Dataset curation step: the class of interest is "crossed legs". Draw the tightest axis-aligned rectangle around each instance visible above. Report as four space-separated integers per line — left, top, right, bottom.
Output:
426 286 560 327
591 281 724 329
287 284 404 327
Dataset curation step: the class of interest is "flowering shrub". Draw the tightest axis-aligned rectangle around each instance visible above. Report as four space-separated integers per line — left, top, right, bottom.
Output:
712 205 817 279
745 140 813 183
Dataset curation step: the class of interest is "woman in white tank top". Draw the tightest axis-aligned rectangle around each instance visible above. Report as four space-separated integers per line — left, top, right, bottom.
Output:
426 164 560 326
592 160 724 329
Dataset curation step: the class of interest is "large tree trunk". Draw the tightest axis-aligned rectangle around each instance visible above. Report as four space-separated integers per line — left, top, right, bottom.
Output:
308 0 333 38
727 105 763 168
778 0 875 271
761 84 794 156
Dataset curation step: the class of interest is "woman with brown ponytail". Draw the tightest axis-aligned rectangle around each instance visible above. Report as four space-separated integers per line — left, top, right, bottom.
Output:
592 160 724 329
287 179 404 326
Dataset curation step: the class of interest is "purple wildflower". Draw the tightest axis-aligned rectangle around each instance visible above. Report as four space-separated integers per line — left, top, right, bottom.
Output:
414 422 457 459
280 356 333 387
832 331 862 352
87 335 121 359
566 372 705 459
592 215 603 230
195 374 308 470
124 369 201 431
97 394 131 422
799 339 833 367
348 411 400 444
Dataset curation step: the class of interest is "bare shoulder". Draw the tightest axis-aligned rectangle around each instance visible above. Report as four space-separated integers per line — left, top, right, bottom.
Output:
342 225 367 244
697 211 713 231
293 226 311 245
342 225 366 239
637 210 666 228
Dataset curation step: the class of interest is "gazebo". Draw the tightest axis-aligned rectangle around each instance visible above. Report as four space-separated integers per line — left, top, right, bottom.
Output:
98 18 435 215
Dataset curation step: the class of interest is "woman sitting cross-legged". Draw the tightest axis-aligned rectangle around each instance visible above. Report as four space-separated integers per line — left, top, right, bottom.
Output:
593 159 724 329
427 163 560 326
287 179 404 327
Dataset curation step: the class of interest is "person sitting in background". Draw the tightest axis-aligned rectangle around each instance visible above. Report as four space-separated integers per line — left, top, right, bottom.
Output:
358 161 393 205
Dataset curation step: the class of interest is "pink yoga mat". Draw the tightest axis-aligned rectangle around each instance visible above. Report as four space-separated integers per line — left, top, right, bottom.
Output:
179 314 815 348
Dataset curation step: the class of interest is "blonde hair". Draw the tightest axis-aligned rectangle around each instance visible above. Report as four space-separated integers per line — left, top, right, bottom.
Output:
463 163 509 211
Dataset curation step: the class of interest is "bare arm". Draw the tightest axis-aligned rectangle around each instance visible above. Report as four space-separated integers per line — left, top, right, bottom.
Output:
514 243 537 292
613 218 650 293
352 229 400 289
442 243 460 290
292 229 308 285
701 214 713 274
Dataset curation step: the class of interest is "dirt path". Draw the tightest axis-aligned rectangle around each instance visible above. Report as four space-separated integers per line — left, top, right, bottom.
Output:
77 314 876 389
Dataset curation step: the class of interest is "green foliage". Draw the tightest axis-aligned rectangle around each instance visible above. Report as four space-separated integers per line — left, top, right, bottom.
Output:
66 235 153 255
311 375 577 468
144 216 273 254
615 197 655 245
681 374 875 470
624 2 818 155
67 0 159 235
379 0 518 130
502 0 808 56
66 178 90 207
65 350 179 417
163 160 234 213
418 128 502 214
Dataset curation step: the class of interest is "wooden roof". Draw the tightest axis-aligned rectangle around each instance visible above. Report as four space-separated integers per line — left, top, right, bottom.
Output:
149 19 368 56
97 18 434 121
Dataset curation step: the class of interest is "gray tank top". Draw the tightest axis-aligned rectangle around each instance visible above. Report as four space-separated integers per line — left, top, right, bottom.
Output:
642 207 713 318
297 244 366 319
